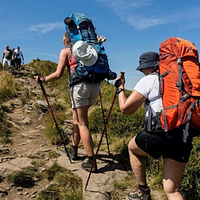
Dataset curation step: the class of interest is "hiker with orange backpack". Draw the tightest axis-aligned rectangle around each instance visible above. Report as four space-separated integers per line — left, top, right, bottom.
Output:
115 47 199 200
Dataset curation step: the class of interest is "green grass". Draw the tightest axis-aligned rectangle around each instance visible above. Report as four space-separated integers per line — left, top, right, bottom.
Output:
111 172 137 200
28 150 45 159
0 70 18 145
0 106 12 145
48 150 61 158
0 71 18 103
37 162 83 200
7 166 39 188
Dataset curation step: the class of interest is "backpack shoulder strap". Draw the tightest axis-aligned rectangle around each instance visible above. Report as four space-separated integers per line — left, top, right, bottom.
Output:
177 58 183 91
144 73 162 132
182 102 195 143
145 99 162 132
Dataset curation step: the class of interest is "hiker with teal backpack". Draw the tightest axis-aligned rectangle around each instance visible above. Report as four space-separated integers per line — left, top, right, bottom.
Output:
115 48 199 200
35 13 116 172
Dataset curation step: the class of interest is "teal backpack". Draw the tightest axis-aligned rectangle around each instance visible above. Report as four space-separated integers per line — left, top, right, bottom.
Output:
64 13 116 85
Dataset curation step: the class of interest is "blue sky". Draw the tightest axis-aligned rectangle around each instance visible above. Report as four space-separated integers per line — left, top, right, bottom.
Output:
1 0 200 89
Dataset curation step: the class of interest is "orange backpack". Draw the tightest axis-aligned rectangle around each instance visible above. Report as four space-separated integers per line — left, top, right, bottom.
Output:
159 37 200 142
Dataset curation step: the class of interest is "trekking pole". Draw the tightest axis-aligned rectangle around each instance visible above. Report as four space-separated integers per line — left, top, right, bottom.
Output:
99 90 111 156
85 71 125 190
37 77 72 164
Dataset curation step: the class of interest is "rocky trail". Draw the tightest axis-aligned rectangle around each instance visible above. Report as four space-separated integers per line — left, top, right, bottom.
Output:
0 68 165 200
0 69 131 200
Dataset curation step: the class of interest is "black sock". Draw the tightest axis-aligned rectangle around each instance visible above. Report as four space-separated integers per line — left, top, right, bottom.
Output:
71 145 78 150
139 184 150 191
88 156 95 160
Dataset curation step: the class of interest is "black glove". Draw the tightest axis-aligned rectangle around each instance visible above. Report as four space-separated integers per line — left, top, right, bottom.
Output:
114 79 121 88
114 76 125 88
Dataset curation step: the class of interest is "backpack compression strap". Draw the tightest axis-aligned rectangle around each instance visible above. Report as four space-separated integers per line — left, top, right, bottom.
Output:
182 102 195 143
177 58 183 91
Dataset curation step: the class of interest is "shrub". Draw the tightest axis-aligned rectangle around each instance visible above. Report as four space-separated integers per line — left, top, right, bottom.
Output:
7 166 38 188
37 183 61 200
89 104 145 138
45 162 64 181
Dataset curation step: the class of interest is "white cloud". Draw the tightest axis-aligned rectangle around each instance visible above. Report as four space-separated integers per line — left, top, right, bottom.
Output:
126 14 168 30
29 22 63 34
95 0 167 30
96 0 153 9
95 0 200 30
111 0 153 10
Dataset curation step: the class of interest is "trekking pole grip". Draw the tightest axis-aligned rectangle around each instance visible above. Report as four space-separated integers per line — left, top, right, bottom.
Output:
114 71 125 89
120 71 125 78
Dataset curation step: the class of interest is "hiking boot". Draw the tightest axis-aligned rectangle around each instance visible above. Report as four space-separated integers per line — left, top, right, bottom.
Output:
127 188 151 200
81 157 97 172
68 145 78 160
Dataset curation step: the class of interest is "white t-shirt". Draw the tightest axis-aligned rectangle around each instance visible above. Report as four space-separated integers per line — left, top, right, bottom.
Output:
14 49 23 59
134 72 163 117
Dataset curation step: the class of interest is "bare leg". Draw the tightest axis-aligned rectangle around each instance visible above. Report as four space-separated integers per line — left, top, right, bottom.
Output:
72 110 80 146
128 136 149 185
163 158 186 200
74 106 94 157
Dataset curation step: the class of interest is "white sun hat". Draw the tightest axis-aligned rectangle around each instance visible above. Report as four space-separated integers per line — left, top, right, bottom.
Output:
72 41 98 66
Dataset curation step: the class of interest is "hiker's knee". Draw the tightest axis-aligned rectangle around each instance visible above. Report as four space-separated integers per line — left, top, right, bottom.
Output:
163 181 180 197
128 137 138 154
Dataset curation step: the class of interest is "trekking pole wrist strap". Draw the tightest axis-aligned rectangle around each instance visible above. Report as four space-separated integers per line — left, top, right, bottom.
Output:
117 88 125 94
41 77 47 84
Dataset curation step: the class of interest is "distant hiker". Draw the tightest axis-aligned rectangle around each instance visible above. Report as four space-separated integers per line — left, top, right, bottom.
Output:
9 47 16 73
11 48 15 67
14 46 24 70
115 51 198 200
1 45 12 70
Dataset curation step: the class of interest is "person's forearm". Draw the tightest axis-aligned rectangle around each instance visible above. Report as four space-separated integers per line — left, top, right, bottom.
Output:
118 91 128 114
44 71 63 82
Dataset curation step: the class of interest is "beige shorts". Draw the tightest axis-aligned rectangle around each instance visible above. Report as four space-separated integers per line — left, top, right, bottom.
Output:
70 82 100 109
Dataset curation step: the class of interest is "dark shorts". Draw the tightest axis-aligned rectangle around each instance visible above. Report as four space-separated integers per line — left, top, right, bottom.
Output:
135 128 193 162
